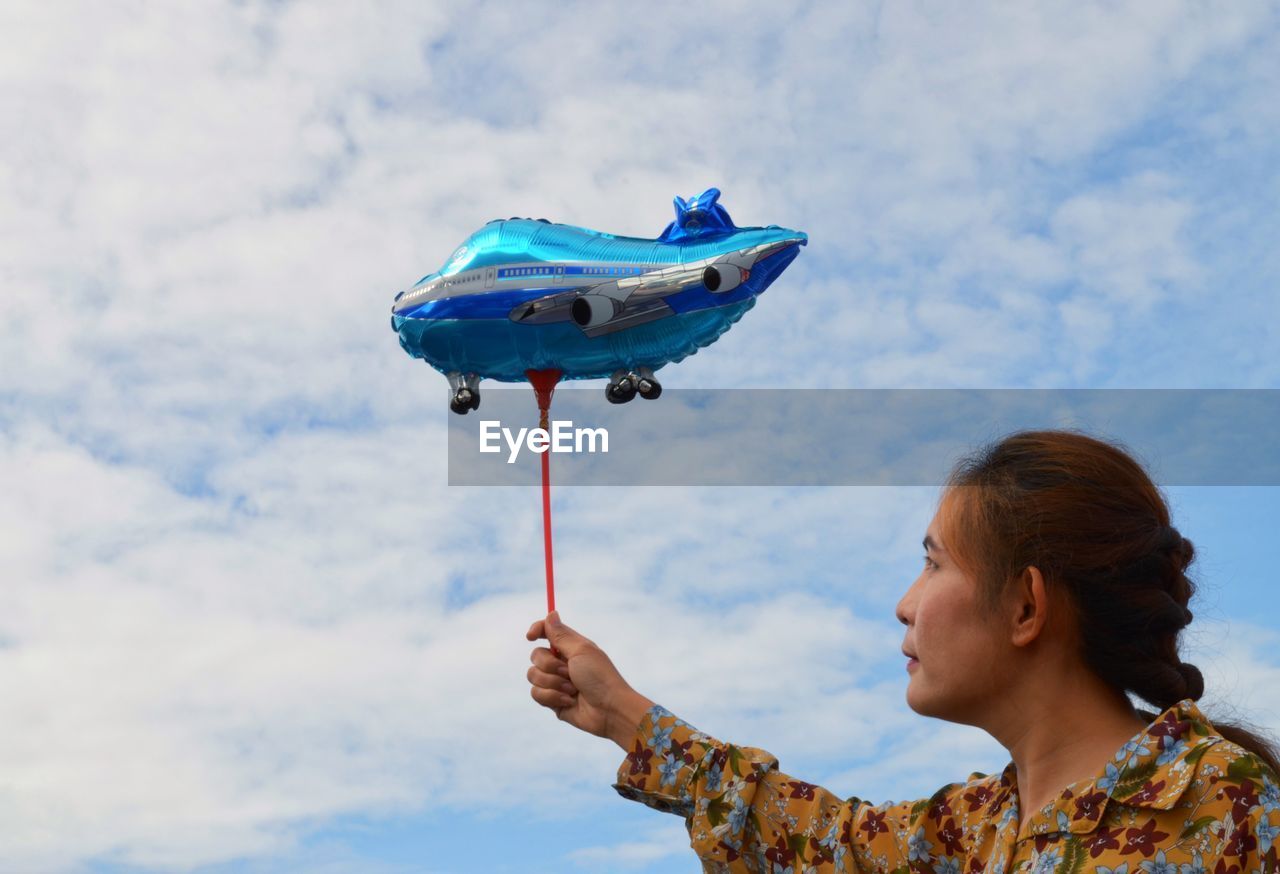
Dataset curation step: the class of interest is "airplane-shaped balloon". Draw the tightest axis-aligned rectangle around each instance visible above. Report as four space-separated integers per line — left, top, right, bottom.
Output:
390 188 807 413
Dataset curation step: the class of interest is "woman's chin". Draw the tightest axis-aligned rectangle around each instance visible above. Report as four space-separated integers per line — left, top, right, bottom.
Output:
905 675 945 719
904 677 924 713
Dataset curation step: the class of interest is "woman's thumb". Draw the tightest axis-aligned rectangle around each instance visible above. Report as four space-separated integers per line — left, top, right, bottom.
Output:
546 611 582 652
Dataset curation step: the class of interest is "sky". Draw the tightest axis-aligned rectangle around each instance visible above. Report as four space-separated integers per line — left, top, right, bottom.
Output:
2 1 1279 872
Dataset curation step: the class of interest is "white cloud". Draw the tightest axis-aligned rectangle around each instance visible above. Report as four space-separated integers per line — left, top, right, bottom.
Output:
1049 172 1201 311
1185 618 1280 737
567 823 691 870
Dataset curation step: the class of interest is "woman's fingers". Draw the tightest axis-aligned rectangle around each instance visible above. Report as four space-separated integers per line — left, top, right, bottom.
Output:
529 646 570 678
530 684 576 710
527 665 578 695
526 623 575 719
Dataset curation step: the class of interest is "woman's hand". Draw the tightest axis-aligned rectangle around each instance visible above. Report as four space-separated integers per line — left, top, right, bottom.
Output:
526 611 655 750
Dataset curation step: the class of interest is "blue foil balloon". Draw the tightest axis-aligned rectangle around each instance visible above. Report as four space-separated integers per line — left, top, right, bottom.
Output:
390 188 807 413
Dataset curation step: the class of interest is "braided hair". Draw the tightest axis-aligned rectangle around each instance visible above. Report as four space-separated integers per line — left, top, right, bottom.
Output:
937 429 1278 773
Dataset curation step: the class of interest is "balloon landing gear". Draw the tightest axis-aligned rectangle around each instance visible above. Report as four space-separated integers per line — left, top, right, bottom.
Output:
446 372 481 415
635 366 662 400
608 367 661 404
606 371 635 404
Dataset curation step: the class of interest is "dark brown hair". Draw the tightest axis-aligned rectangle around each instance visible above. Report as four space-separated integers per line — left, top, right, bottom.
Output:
936 428 1280 775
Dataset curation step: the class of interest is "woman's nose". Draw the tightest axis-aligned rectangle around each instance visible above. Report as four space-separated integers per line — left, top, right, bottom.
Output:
895 576 920 626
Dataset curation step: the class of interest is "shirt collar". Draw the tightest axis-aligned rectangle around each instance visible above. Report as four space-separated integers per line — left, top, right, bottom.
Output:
1003 698 1221 840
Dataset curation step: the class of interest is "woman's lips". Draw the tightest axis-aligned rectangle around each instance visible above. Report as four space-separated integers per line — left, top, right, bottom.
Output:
901 646 919 672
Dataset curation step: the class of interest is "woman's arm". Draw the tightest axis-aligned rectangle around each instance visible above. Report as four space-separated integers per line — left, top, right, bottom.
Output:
613 700 928 872
526 612 932 872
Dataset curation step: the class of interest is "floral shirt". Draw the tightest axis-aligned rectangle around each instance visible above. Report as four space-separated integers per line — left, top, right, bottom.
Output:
613 699 1280 874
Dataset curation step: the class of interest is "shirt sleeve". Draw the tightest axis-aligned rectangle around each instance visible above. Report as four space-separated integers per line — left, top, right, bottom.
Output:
612 703 925 873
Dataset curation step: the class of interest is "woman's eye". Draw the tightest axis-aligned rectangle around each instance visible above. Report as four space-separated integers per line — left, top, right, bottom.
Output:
922 555 938 570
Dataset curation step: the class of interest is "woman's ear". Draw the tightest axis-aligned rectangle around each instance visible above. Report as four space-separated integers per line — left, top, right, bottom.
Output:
1008 565 1051 648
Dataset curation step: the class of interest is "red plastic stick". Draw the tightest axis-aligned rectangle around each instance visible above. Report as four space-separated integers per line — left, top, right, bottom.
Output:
525 369 562 614
540 444 554 612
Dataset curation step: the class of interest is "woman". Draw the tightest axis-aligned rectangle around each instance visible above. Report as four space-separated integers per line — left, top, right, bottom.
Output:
525 430 1280 873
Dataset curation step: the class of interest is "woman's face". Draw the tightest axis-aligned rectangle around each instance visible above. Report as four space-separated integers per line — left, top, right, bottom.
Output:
895 511 1012 725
